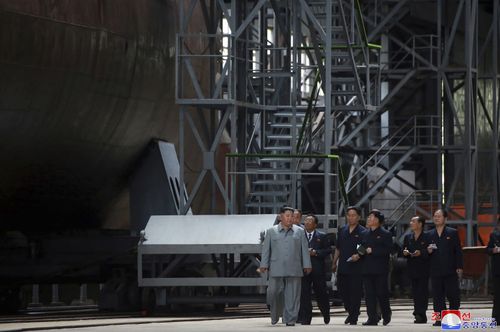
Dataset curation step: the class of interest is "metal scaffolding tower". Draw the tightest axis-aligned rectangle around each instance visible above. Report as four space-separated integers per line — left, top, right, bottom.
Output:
176 0 500 244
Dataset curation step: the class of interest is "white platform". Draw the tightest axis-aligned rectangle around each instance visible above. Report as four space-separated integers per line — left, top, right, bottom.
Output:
139 214 275 254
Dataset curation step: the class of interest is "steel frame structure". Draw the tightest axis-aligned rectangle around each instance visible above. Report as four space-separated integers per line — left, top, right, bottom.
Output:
434 0 499 245
176 0 377 225
176 0 500 245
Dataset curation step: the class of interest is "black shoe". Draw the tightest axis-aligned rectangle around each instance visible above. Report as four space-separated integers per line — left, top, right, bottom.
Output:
433 321 441 326
362 320 378 326
324 316 330 324
271 319 278 325
286 323 295 326
414 314 427 324
383 312 392 326
350 320 358 325
344 316 351 324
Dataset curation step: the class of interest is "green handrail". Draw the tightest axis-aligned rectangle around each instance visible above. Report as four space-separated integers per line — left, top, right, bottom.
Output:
354 0 382 49
296 70 321 152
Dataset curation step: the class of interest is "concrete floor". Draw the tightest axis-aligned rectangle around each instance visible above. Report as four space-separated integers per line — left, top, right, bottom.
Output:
0 300 495 331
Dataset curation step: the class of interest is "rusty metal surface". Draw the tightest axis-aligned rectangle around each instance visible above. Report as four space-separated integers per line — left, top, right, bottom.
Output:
0 0 180 230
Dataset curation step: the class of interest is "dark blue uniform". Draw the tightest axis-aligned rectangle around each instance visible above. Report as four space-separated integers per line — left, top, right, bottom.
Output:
403 231 430 321
427 226 463 319
487 229 500 322
361 226 393 324
336 224 367 323
298 230 331 324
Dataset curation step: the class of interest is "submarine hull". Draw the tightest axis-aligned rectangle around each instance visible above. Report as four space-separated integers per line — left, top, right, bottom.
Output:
0 0 185 230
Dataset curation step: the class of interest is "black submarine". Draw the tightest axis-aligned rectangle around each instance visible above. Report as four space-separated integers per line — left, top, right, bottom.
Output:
0 0 208 312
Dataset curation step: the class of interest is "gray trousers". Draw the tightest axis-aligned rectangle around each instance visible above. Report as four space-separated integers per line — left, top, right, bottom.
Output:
267 276 302 324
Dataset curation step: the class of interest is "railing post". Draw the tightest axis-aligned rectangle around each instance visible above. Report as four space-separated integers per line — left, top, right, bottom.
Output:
51 284 64 306
412 36 416 68
231 157 236 214
225 156 229 214
413 116 417 145
29 284 41 307
79 284 88 305
430 35 433 66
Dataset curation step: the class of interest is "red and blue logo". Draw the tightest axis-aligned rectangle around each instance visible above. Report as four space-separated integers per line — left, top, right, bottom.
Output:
442 310 462 330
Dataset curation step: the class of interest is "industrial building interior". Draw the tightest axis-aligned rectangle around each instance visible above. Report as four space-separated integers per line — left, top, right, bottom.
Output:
177 0 500 247
0 0 499 320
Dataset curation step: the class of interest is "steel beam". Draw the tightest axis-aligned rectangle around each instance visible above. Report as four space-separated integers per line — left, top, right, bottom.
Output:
463 0 478 245
493 0 499 223
324 0 332 218
140 277 266 287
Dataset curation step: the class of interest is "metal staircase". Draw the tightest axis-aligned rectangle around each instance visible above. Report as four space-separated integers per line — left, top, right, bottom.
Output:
175 0 495 247
296 0 385 158
304 0 378 113
386 190 441 231
245 108 307 213
330 4 439 215
243 0 380 215
343 115 440 206
223 0 439 220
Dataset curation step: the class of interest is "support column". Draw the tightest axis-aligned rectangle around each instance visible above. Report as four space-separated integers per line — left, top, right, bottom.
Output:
50 284 64 306
463 0 478 245
324 0 333 220
437 0 444 206
492 0 499 222
29 284 41 307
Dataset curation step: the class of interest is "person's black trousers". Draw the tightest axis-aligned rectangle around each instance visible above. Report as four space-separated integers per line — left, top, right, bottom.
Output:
431 273 460 320
410 276 429 318
493 275 500 323
363 274 392 322
338 273 363 321
298 273 330 324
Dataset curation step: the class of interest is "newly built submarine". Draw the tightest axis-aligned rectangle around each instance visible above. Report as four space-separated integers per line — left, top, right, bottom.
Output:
0 0 215 311
0 0 186 231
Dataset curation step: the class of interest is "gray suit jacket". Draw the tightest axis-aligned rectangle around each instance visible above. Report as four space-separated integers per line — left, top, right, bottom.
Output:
260 224 312 277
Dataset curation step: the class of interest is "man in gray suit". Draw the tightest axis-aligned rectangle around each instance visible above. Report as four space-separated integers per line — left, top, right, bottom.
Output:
259 206 312 326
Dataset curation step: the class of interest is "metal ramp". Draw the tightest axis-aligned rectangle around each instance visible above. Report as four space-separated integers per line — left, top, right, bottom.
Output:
137 214 285 308
138 214 274 290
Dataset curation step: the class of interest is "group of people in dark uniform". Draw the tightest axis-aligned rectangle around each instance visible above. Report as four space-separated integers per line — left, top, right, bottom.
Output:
261 205 498 327
333 206 393 326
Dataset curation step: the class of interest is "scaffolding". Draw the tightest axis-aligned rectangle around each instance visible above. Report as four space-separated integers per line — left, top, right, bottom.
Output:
176 0 500 245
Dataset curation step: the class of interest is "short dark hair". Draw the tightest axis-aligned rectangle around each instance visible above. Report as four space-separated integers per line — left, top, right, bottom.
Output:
413 216 425 226
369 209 385 223
434 209 448 218
346 206 361 216
305 214 318 224
294 209 302 214
280 206 294 213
